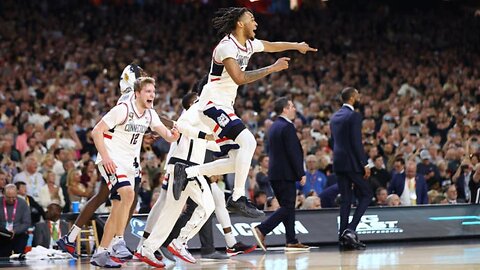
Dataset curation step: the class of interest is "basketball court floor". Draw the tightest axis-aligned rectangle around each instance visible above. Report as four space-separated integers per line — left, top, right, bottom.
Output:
0 240 478 269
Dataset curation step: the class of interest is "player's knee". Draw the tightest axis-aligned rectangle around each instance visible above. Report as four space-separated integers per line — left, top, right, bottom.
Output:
118 186 135 203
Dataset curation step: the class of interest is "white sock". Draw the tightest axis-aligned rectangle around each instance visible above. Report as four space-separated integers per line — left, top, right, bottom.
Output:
97 246 108 254
114 235 124 243
232 130 256 201
225 231 236 248
108 235 124 252
67 225 81 243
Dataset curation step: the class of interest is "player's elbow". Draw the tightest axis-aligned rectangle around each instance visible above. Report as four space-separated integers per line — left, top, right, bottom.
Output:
231 75 245 85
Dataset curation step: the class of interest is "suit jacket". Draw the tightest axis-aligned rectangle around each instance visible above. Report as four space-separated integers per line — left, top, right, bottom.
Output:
456 173 471 202
22 195 46 225
33 220 69 248
330 106 367 174
388 172 428 205
268 117 304 182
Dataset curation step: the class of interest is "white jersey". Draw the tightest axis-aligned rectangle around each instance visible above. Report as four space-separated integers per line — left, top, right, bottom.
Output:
169 102 218 166
117 89 154 109
199 34 264 108
96 98 162 167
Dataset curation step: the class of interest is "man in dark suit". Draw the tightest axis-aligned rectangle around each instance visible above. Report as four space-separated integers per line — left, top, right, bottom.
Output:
14 181 45 225
33 202 69 249
252 97 309 252
388 160 428 205
330 87 372 250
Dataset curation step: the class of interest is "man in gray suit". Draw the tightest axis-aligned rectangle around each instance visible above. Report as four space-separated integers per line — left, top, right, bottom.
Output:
33 201 68 249
0 184 31 257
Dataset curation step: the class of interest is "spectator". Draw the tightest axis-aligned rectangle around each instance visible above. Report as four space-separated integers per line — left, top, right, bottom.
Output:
388 161 428 205
391 157 406 176
39 154 55 175
301 195 321 210
417 149 441 190
299 155 327 196
427 190 440 204
52 148 67 185
295 190 305 209
38 171 65 211
0 184 31 257
67 169 95 210
15 123 34 156
375 187 388 206
15 181 46 225
1 134 21 163
45 124 82 151
452 158 473 203
386 194 401 207
60 160 76 213
255 155 274 197
80 160 98 188
253 190 267 210
369 155 391 192
138 173 153 214
437 160 452 190
444 185 465 204
13 156 45 201
0 170 7 194
33 201 68 249
266 197 280 211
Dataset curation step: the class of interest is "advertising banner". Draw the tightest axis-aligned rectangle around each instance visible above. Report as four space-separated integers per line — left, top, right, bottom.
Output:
95 204 480 250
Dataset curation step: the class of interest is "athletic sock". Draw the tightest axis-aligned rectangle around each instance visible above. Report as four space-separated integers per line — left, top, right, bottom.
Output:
67 225 81 243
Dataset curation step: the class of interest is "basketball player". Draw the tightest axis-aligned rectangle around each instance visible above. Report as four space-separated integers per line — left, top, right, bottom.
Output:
136 95 218 267
89 76 179 268
175 7 317 218
136 92 255 265
57 64 155 261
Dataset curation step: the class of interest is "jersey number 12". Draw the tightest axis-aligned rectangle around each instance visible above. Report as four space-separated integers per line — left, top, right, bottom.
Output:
130 133 140 145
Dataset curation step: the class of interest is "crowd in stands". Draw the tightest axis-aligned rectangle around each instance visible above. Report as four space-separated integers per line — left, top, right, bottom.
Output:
0 0 479 238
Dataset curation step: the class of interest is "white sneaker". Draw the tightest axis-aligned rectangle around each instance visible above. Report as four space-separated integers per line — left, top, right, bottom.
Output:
136 245 165 268
167 240 196 264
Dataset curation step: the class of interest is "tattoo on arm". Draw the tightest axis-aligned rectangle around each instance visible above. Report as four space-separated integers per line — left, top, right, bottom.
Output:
242 66 271 84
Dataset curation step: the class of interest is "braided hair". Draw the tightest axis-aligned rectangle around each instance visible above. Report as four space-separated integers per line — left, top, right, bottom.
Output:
212 7 251 37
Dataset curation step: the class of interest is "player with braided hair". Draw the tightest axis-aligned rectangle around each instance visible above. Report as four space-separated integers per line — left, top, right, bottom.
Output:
175 7 317 218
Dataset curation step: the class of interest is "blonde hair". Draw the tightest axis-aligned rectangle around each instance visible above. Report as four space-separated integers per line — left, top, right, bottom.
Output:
42 153 54 166
43 170 55 182
134 76 155 92
66 169 81 187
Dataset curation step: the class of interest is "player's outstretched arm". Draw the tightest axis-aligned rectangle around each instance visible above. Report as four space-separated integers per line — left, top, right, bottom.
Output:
151 121 180 143
261 41 317 54
224 57 291 85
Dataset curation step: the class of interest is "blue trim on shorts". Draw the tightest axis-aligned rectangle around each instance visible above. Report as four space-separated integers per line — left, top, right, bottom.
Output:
203 107 244 139
110 181 132 201
214 144 240 157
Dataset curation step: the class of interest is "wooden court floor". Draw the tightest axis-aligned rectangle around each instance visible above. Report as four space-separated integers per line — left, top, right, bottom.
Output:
0 240 478 269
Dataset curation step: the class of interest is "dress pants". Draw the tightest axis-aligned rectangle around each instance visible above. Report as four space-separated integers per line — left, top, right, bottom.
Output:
336 172 372 234
0 233 28 257
256 180 297 244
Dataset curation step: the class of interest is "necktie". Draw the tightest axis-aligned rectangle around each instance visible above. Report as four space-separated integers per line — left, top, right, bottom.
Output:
52 222 59 241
